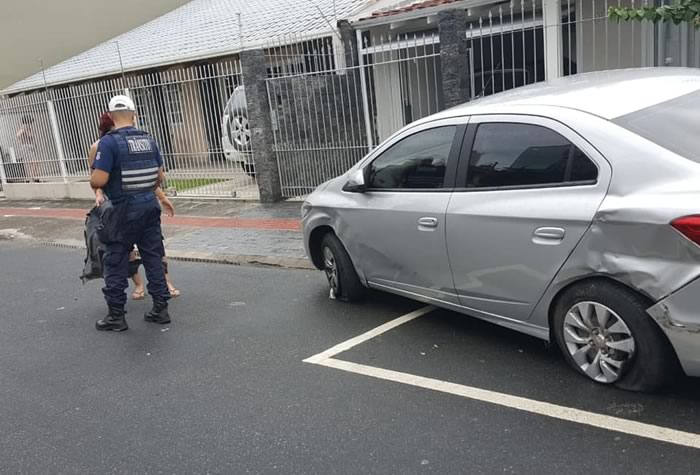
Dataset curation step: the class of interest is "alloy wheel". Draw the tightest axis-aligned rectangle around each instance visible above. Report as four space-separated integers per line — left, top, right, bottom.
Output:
230 115 251 148
323 246 339 294
563 301 636 383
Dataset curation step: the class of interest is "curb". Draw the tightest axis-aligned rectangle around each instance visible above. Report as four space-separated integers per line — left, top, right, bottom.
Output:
1 235 314 270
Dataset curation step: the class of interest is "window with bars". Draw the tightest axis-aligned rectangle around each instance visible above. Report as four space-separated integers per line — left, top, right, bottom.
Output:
163 84 184 126
266 37 337 78
130 89 153 131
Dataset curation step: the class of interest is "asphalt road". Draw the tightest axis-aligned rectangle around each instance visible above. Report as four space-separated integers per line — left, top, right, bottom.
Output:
1 242 699 474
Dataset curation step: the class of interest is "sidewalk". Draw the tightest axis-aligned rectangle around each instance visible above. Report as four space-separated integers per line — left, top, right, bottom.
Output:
0 199 312 269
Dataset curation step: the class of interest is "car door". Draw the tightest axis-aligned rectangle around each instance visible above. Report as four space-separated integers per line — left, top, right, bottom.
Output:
446 115 611 321
341 118 467 305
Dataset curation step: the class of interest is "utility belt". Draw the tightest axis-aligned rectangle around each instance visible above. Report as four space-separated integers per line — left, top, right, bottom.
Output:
96 191 157 244
123 191 157 205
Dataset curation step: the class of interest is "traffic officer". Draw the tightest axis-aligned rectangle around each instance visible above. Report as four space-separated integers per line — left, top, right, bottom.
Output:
90 95 171 332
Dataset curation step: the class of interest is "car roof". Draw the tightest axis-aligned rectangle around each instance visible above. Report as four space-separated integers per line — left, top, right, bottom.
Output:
438 68 700 121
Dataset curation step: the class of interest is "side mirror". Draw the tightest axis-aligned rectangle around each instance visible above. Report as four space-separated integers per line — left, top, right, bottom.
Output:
343 169 367 193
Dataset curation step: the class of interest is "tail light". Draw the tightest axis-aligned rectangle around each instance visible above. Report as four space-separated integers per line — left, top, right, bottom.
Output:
671 216 700 246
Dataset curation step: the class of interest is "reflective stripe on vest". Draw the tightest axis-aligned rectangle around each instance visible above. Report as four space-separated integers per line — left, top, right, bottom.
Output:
121 165 160 191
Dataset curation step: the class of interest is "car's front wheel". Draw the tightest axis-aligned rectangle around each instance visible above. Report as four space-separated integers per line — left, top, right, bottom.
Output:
553 280 680 392
320 233 364 302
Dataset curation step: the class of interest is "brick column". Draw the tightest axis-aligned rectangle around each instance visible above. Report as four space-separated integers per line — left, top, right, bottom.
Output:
240 49 282 203
438 9 470 109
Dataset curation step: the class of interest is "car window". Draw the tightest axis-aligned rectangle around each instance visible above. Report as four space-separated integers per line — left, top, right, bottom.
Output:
368 126 457 189
466 123 597 188
569 146 598 182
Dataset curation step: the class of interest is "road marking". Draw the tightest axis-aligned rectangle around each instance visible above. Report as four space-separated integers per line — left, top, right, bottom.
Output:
305 306 700 450
303 306 435 364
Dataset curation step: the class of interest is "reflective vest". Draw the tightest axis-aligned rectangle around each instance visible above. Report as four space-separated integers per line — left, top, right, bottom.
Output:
104 128 160 201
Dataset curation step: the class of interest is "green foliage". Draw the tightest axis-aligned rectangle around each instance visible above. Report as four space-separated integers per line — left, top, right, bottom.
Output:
165 178 226 191
608 0 700 27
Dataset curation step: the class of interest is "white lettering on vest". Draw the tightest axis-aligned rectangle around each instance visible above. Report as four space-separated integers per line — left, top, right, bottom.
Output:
127 138 153 153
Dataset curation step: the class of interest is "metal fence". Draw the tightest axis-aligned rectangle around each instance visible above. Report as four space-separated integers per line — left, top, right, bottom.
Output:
265 0 699 198
265 31 442 197
466 0 700 99
0 58 257 199
1 0 698 201
0 91 62 184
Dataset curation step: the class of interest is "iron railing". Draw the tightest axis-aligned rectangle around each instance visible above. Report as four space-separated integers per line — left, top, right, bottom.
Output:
0 58 257 198
265 31 443 197
1 0 698 200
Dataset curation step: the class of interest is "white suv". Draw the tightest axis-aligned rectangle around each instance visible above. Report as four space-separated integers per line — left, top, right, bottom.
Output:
221 86 255 176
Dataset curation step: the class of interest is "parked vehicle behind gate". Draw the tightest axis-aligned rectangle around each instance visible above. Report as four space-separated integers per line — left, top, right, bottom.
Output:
302 68 700 392
221 86 255 176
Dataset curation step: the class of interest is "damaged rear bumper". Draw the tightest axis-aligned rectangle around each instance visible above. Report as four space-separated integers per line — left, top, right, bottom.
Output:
647 277 700 377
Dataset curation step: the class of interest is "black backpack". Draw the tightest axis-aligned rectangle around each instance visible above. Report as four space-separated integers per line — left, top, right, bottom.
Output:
80 207 106 283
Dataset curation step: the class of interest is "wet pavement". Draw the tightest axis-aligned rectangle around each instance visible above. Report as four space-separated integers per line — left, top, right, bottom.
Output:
0 198 307 266
1 242 698 474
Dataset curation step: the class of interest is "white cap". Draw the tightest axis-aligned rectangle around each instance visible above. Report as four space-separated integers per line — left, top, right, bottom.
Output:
108 95 136 112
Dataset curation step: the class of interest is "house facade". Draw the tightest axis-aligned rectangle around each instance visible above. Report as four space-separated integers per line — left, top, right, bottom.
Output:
0 0 697 201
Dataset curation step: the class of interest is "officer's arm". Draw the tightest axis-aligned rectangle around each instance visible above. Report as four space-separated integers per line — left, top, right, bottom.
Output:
90 139 114 189
90 169 110 189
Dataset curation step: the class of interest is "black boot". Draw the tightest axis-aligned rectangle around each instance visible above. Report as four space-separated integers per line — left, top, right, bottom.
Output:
144 298 170 324
96 305 128 332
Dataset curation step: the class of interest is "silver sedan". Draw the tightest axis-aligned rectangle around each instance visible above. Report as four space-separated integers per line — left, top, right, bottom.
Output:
302 68 700 392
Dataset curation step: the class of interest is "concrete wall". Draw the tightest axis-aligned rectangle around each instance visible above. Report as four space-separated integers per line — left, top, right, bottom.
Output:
169 80 209 168
3 181 94 200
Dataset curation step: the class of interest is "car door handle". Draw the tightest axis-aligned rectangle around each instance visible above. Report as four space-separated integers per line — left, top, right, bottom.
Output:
418 217 439 229
533 227 566 243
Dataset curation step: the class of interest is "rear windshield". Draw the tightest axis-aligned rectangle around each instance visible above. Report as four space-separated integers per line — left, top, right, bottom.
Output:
614 89 700 163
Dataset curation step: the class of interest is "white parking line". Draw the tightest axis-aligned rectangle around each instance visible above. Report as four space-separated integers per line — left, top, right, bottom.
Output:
304 306 435 364
304 306 700 450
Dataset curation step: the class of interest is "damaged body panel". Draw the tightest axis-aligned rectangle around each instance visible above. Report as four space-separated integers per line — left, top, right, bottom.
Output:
648 277 700 377
528 109 700 331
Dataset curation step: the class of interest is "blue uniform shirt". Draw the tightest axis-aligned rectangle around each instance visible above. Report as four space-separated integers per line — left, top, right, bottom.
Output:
93 126 163 174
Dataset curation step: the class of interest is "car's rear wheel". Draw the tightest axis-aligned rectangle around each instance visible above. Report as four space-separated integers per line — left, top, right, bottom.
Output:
553 280 680 392
320 233 364 302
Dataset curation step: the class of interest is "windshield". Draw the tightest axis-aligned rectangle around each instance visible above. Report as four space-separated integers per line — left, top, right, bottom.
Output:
614 89 700 163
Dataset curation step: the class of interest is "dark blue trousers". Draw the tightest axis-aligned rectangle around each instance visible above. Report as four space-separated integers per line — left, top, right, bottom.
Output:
102 193 170 307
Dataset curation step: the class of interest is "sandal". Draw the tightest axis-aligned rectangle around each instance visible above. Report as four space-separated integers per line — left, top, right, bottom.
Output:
132 289 145 300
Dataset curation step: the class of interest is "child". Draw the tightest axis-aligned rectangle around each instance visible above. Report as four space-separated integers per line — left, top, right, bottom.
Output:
129 246 180 299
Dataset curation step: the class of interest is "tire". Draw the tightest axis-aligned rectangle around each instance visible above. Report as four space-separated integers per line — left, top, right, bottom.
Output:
320 233 365 302
552 280 681 392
